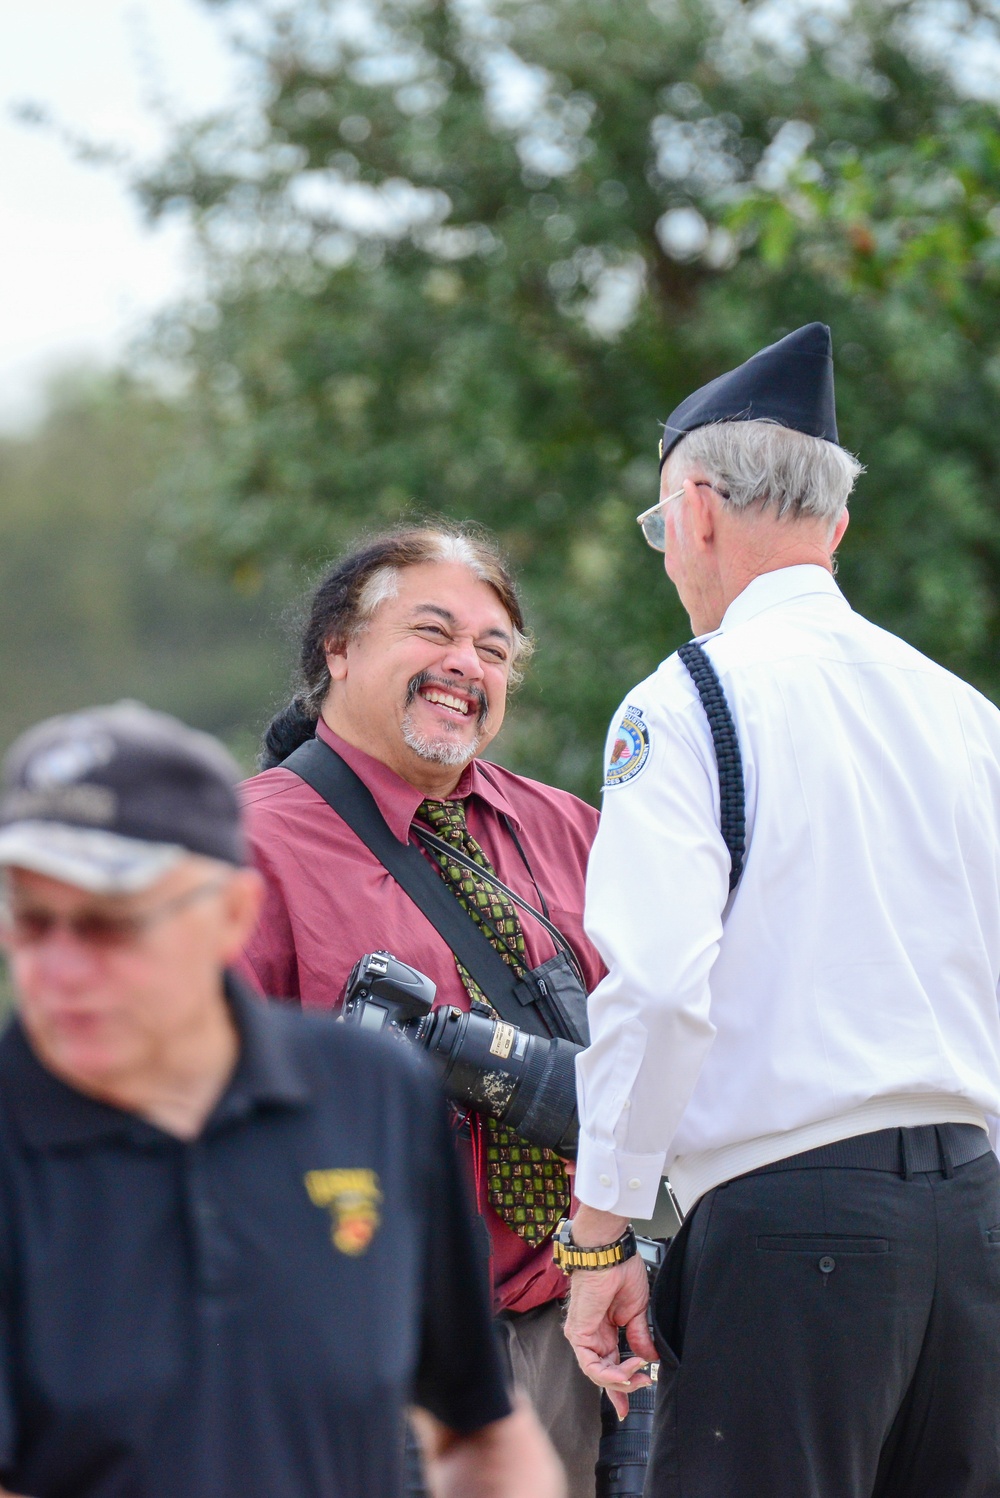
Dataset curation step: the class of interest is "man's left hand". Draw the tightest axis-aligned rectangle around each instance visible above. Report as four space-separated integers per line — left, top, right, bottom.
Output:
562 1208 659 1420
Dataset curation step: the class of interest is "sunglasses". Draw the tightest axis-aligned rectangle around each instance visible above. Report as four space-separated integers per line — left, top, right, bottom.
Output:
636 488 685 551
0 878 227 952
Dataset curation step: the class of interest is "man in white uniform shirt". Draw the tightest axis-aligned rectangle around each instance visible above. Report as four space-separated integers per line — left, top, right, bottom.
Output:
561 324 1000 1496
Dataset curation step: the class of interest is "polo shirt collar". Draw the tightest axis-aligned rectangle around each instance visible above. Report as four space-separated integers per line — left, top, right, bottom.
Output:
0 974 310 1151
211 974 312 1125
715 564 847 636
315 718 522 843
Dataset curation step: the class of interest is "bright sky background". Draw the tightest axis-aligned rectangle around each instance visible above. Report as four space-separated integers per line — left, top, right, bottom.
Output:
0 0 239 431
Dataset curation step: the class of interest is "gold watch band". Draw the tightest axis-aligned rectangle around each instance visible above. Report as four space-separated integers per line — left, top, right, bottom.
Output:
552 1218 638 1271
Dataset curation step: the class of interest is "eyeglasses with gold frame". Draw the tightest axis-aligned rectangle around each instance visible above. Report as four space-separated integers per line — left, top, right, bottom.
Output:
636 487 685 552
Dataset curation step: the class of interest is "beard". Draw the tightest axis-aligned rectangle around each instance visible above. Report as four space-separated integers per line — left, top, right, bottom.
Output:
401 670 489 767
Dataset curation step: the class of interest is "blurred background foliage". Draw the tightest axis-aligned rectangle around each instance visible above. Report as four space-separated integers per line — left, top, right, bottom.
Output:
0 373 295 767
9 0 1000 804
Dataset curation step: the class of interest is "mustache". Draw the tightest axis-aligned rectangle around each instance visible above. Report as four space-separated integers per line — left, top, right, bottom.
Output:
405 670 489 728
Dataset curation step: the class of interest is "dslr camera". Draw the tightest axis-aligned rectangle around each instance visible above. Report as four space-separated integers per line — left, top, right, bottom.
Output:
341 950 581 1158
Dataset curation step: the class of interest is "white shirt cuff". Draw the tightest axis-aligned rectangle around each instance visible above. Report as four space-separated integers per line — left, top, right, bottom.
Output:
574 1130 666 1220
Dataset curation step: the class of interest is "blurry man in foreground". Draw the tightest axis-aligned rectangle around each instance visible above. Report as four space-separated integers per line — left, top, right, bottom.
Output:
0 700 562 1498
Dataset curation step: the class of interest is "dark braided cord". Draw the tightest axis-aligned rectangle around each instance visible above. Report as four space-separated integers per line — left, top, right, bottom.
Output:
677 641 746 891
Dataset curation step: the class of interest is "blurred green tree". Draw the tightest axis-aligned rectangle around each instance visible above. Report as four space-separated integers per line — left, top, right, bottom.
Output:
136 0 1000 799
0 373 295 765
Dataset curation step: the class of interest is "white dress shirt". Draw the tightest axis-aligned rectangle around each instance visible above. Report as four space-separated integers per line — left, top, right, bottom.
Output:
576 565 1000 1217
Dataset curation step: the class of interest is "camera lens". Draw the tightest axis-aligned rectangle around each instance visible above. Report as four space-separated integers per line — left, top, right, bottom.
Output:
419 1007 579 1156
595 1384 656 1498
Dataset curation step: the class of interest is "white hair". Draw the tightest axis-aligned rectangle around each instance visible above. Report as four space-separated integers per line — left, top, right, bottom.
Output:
667 419 864 527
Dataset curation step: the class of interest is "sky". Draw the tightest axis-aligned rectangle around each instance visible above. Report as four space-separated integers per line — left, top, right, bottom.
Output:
0 0 240 431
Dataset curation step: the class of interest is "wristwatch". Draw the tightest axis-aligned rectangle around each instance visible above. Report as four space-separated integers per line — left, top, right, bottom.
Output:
552 1218 638 1271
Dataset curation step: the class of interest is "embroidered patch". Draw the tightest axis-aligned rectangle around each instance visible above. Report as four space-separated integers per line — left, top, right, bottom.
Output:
604 705 650 788
304 1168 383 1256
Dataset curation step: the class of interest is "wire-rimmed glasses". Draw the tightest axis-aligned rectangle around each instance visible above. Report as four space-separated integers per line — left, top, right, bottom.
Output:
636 487 684 552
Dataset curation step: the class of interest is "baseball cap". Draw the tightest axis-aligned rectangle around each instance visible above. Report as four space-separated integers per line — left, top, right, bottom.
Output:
0 701 246 895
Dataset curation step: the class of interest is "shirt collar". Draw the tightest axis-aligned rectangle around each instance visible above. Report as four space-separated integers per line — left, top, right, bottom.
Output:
315 718 522 842
715 564 847 635
0 973 311 1152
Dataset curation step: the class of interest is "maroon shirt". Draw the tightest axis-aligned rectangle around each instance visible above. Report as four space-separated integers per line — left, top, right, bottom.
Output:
238 719 603 1314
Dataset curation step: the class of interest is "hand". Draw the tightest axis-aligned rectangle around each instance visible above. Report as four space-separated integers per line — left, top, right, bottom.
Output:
414 1395 565 1498
562 1208 658 1420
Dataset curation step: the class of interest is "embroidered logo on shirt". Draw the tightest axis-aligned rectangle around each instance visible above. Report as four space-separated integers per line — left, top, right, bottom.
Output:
604 705 650 788
304 1168 383 1256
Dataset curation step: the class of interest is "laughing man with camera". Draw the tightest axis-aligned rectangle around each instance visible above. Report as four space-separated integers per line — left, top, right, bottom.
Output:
563 324 1000 1496
239 525 605 1495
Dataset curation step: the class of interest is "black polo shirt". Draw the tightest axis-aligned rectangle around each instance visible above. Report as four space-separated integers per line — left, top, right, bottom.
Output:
0 977 510 1498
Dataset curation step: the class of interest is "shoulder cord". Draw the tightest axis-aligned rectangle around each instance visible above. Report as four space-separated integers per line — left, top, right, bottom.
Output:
677 641 747 892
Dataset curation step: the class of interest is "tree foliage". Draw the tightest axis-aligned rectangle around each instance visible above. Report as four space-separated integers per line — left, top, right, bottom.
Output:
0 375 293 764
138 0 1000 799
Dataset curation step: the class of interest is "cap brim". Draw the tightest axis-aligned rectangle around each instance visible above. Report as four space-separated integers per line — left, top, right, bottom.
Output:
0 822 186 894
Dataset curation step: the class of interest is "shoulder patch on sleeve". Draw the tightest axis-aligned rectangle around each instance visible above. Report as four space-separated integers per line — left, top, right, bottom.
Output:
604 703 650 788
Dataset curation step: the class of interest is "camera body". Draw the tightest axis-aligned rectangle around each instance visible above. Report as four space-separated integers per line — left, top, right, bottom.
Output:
341 951 438 1036
342 952 581 1158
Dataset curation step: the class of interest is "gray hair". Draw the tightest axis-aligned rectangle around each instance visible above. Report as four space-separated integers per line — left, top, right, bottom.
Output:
667 419 863 527
344 533 533 695
259 524 534 769
297 526 533 719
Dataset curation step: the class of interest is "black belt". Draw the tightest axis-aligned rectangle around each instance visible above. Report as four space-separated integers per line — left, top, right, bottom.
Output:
745 1122 991 1182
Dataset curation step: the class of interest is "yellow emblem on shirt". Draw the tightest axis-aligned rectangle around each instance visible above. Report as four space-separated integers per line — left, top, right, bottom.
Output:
304 1168 383 1256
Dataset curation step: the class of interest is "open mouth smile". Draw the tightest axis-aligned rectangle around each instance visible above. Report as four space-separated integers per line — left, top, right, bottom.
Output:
405 670 489 731
419 688 473 717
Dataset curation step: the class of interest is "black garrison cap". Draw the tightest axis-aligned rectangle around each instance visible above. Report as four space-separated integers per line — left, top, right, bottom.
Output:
659 322 838 468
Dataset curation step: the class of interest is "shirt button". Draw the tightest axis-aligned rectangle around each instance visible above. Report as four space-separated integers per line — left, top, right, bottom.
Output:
599 1174 612 1187
818 1255 836 1275
622 1100 631 1110
628 1178 641 1190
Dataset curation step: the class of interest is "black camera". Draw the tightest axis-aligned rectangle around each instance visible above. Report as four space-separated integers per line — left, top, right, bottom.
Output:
595 1235 667 1498
341 952 581 1158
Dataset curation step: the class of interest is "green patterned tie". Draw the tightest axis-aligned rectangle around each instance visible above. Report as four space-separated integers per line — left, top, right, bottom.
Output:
415 798 571 1245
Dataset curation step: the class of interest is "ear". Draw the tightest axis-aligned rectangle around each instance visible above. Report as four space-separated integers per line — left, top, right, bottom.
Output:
831 507 850 550
218 868 266 964
684 479 717 552
324 636 349 683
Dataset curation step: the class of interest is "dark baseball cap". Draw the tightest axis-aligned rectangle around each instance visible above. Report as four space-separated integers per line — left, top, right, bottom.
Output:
0 702 246 894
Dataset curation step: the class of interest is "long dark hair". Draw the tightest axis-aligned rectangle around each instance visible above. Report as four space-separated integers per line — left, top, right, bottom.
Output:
260 524 530 769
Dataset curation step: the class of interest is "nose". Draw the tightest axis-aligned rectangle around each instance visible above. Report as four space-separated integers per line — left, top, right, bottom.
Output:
439 637 484 681
29 927 101 988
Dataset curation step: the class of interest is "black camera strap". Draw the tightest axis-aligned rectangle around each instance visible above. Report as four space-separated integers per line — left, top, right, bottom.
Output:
677 640 746 891
283 736 555 1038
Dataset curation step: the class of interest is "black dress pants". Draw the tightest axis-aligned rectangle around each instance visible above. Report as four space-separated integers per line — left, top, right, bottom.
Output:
645 1123 1000 1498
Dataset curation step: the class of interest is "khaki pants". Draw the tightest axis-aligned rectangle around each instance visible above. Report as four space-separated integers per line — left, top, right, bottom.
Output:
496 1297 602 1498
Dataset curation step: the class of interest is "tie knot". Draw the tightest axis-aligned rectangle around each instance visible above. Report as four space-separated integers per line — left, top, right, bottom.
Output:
416 798 468 843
